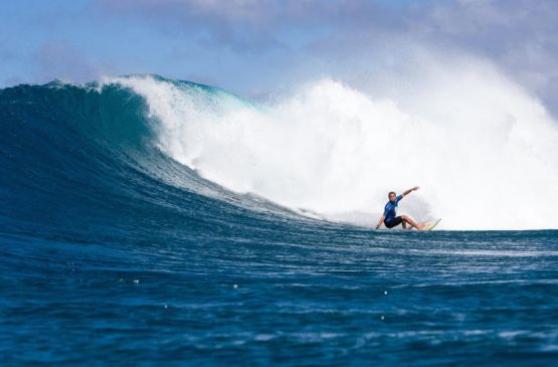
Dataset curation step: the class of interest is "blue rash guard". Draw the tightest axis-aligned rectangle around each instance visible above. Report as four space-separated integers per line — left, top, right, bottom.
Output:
384 195 403 225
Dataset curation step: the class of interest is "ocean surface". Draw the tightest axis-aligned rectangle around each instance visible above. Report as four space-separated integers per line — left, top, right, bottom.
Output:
1 76 558 366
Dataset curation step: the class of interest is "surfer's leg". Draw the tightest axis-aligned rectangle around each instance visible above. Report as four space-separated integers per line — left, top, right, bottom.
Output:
385 216 404 229
401 215 424 230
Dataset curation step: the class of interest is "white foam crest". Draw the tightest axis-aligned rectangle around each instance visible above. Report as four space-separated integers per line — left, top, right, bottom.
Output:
110 66 558 230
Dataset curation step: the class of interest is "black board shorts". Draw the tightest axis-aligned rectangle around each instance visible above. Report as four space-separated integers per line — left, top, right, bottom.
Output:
384 216 403 228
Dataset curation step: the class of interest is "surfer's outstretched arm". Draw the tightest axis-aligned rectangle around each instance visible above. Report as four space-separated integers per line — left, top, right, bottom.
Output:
375 215 384 229
402 186 420 197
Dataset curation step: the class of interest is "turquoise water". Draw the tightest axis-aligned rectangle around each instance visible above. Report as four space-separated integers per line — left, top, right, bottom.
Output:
1 78 558 365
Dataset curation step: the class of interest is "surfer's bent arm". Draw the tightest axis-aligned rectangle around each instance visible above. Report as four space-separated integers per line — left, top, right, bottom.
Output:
376 215 384 229
402 186 420 197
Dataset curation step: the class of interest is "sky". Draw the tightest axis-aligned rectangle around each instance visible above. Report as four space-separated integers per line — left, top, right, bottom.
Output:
2 0 558 115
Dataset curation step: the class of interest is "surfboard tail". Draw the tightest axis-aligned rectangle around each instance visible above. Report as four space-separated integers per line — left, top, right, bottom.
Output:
423 218 442 231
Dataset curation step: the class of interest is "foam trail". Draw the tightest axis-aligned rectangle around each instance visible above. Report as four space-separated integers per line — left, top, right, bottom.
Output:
109 63 558 230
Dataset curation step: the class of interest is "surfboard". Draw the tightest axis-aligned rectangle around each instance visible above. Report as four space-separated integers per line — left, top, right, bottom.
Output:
423 218 442 231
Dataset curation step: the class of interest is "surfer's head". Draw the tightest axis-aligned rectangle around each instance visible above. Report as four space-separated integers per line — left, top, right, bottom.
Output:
388 191 397 202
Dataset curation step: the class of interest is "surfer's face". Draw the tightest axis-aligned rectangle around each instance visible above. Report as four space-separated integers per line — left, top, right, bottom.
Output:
389 193 397 202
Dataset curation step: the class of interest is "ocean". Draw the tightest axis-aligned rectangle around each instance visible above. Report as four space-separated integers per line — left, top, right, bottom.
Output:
1 76 558 365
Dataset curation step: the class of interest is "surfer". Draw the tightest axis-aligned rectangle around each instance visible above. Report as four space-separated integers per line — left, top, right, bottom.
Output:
375 186 425 230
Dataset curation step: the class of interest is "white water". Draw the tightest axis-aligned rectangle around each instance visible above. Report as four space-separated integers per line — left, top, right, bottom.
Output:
108 62 558 230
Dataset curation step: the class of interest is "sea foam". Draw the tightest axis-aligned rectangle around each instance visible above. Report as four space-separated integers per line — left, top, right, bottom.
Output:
109 61 558 230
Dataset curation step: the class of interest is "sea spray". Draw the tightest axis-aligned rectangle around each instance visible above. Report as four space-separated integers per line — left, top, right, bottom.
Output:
112 71 558 230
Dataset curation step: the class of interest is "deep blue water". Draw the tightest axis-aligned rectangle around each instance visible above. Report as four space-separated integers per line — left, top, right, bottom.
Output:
1 78 558 366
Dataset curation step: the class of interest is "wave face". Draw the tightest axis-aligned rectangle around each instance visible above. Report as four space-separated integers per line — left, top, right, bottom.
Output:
1 75 558 365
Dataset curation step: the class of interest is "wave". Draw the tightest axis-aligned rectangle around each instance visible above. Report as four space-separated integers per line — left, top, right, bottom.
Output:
1 71 557 234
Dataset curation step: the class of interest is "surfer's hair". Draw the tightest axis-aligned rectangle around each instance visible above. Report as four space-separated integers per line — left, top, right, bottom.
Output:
388 191 396 196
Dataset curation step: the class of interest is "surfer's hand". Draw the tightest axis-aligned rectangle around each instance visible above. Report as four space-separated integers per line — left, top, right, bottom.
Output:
413 186 420 191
